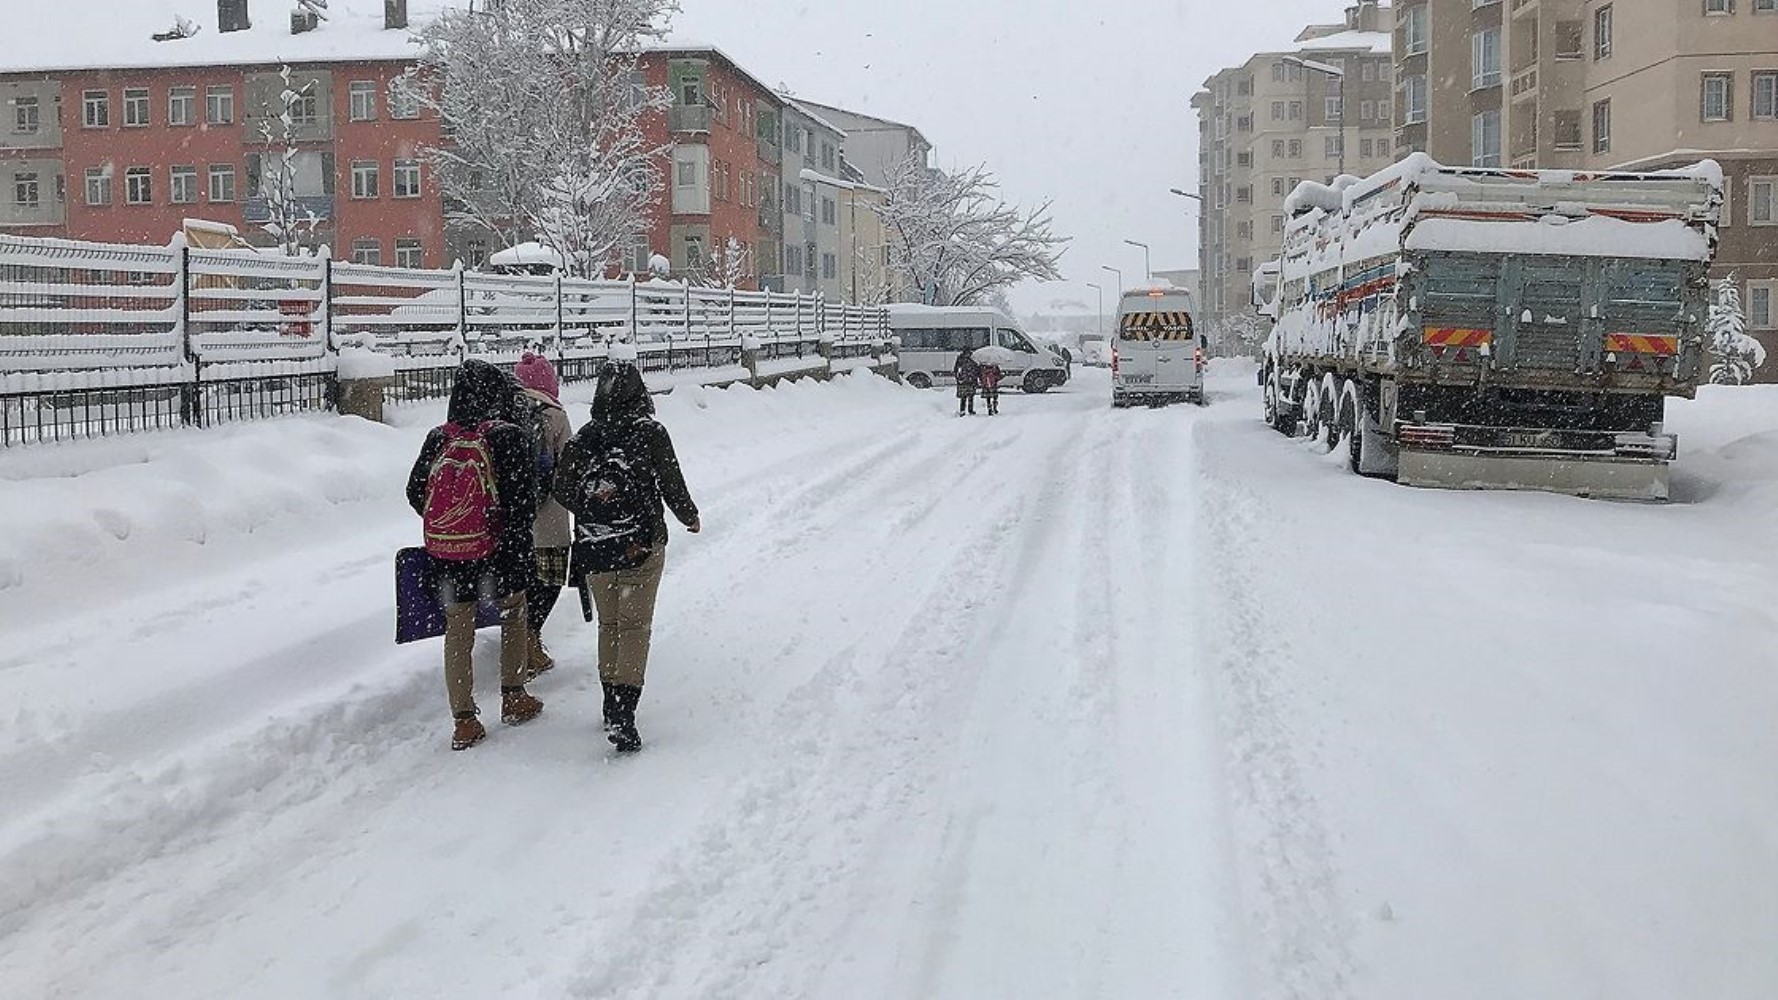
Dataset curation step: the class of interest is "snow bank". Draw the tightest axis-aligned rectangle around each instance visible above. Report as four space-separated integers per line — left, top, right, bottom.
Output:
1406 216 1712 260
335 348 398 381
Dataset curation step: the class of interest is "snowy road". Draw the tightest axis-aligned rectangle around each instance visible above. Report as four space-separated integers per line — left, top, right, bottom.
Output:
2 366 1775 999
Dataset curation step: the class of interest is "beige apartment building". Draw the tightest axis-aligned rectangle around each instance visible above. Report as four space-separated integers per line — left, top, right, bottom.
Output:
1394 0 1778 370
1193 2 1397 331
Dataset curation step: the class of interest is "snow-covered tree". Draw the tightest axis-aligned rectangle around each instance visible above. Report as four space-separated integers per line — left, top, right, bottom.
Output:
876 155 1068 306
411 0 676 278
254 65 322 257
1212 312 1270 360
695 236 750 289
1708 277 1767 385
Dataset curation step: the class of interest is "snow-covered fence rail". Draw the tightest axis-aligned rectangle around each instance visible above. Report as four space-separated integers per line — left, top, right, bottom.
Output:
0 232 893 447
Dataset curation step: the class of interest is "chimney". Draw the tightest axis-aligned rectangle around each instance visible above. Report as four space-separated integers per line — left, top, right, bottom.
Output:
219 0 251 33
291 6 319 34
1347 1 1381 32
385 0 407 30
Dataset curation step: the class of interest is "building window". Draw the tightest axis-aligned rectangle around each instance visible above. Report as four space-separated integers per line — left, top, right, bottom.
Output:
1272 177 1286 196
1593 99 1612 153
1756 71 1778 119
1473 27 1502 89
676 159 696 186
1325 97 1343 121
1237 221 1253 240
1361 138 1375 158
351 239 381 265
168 87 196 126
1325 136 1343 159
1237 114 1253 132
208 164 236 202
1702 73 1734 122
1472 109 1502 167
1271 139 1285 158
395 238 423 269
684 235 704 270
13 95 38 134
784 244 802 277
1270 101 1284 122
1404 75 1428 123
1594 6 1613 60
171 166 197 204
393 159 421 198
1403 4 1429 55
1237 151 1252 167
822 252 836 280
1361 100 1376 121
821 197 836 225
1750 177 1775 224
207 86 235 125
351 160 379 199
1361 61 1376 82
13 171 39 208
1289 101 1303 120
125 166 152 205
1237 185 1253 203
85 167 111 205
1288 139 1303 158
288 92 319 126
123 88 150 127
389 78 421 119
1703 0 1731 12
54 174 64 204
1747 284 1773 328
1757 0 1777 11
821 142 836 171
82 90 109 128
349 81 377 122
1272 214 1285 233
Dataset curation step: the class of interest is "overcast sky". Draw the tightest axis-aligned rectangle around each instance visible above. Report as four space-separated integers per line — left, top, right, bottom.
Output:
673 0 1351 315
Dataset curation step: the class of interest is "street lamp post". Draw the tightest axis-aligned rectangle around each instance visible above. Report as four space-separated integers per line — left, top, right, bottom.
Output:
1285 55 1347 179
1085 281 1104 339
1122 239 1152 283
1168 188 1204 203
1100 265 1123 304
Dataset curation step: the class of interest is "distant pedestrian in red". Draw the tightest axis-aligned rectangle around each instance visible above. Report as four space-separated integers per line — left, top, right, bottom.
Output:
978 361 1003 416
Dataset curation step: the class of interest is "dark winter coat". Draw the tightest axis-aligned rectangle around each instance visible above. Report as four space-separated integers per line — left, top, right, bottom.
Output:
406 359 539 600
553 363 699 578
954 352 980 389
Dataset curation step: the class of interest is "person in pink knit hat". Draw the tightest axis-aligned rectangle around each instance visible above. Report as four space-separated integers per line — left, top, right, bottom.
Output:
513 351 574 678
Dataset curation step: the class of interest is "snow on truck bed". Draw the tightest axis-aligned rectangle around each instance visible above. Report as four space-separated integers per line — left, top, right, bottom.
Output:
0 368 1774 999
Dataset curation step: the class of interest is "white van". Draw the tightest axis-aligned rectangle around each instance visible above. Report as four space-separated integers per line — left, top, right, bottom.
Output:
888 305 1070 393
1112 287 1204 407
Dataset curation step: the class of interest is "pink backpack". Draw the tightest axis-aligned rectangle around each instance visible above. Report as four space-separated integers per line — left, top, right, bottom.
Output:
423 422 502 561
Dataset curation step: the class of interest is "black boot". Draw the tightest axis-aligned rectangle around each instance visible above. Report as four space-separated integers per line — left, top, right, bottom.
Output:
604 683 643 754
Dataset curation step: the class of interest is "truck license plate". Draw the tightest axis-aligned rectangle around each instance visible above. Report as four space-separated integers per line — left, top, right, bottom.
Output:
1123 374 1154 384
1501 430 1552 449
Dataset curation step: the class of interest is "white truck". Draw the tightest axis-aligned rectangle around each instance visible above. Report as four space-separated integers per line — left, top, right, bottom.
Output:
1254 154 1721 501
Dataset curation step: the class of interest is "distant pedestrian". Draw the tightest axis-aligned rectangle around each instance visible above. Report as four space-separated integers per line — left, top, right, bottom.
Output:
978 360 1003 416
407 359 544 751
554 360 701 754
954 349 980 416
513 351 574 680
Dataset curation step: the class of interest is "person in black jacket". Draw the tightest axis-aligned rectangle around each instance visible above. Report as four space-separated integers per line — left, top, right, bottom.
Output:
554 360 700 753
953 349 979 416
406 359 544 751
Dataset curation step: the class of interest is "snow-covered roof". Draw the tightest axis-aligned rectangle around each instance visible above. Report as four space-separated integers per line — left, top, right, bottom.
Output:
1296 30 1392 56
488 242 565 269
795 99 931 151
798 167 885 195
782 98 847 140
639 43 783 108
0 1 459 75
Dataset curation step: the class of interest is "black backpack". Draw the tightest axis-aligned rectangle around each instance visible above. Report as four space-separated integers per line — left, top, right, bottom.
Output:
565 421 656 574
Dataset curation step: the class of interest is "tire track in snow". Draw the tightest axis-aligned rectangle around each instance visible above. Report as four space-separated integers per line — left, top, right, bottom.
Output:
1192 421 1359 1000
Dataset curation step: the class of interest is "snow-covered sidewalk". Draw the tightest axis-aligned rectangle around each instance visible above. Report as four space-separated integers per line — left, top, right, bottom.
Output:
1 366 1774 999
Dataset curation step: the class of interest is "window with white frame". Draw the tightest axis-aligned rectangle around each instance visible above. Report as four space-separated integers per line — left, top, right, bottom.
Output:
288 91 319 126
351 239 381 265
124 166 152 205
1703 73 1733 121
1747 283 1773 329
1756 71 1778 119
208 164 236 202
821 197 836 225
1404 5 1428 55
170 166 197 204
13 95 38 134
351 160 379 199
1289 101 1303 120
1473 28 1502 89
1593 99 1612 153
207 86 234 125
1271 100 1284 121
1404 75 1428 123
395 238 423 269
13 171 39 208
123 88 149 127
1362 61 1376 82
1472 110 1501 167
1325 136 1342 159
82 90 109 128
1272 177 1286 196
1272 139 1285 158
1362 99 1376 121
821 252 836 280
1325 96 1343 121
349 81 377 122
85 166 111 205
1750 176 1775 224
1362 138 1375 158
1703 0 1731 13
168 87 195 126
393 159 421 198
389 78 421 119
1594 5 1613 60
1272 214 1285 232
1288 139 1303 157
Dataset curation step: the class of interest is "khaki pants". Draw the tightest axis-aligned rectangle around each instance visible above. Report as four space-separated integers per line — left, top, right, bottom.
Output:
443 592 529 716
588 548 667 688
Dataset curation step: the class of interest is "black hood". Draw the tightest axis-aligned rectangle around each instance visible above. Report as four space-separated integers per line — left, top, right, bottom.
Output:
448 359 514 426
590 361 654 424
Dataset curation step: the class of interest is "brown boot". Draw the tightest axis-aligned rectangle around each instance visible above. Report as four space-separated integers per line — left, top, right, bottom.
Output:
525 633 555 681
501 686 544 726
450 713 486 751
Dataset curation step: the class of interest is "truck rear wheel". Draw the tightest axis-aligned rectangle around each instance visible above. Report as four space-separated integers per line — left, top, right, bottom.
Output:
1320 374 1344 452
1302 378 1324 442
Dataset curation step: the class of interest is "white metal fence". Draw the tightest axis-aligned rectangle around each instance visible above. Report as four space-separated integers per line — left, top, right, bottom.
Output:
0 232 893 446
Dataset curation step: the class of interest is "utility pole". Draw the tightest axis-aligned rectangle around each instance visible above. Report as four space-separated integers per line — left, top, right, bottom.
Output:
1122 239 1152 283
1085 281 1104 339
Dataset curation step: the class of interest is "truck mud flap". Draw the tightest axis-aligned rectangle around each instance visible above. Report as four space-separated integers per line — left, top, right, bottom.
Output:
1397 449 1671 502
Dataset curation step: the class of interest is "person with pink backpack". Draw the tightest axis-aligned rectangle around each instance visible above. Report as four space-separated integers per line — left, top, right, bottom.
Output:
406 359 545 751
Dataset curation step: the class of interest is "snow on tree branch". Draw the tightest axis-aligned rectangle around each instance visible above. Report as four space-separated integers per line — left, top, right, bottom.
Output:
411 0 678 277
876 154 1069 307
1709 276 1767 386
